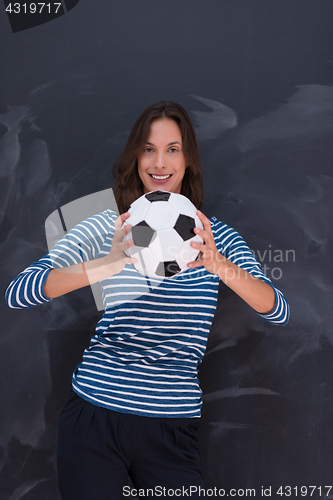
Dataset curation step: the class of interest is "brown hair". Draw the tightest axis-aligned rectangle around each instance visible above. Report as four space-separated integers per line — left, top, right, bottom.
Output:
112 101 204 214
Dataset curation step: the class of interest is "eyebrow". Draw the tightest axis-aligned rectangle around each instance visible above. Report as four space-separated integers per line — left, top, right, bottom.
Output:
146 141 182 146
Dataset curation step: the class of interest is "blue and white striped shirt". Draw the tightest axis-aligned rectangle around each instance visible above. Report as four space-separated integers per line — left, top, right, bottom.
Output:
6 210 289 417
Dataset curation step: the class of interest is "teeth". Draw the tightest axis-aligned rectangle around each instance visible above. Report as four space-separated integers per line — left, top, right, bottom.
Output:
151 174 171 180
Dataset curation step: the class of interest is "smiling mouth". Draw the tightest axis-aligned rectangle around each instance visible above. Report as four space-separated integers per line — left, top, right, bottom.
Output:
149 174 172 180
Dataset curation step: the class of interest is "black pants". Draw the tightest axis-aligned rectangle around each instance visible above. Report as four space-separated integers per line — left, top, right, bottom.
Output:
57 390 205 499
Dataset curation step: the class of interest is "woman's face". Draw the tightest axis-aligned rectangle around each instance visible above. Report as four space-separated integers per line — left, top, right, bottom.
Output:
137 118 187 195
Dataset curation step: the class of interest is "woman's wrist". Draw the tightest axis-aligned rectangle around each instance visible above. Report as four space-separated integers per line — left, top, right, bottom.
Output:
83 255 116 284
213 254 243 283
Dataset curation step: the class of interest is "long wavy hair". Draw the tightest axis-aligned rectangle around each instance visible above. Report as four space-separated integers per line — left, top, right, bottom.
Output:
112 101 204 214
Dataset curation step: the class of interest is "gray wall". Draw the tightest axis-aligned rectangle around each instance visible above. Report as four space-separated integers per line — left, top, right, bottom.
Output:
1 1 333 498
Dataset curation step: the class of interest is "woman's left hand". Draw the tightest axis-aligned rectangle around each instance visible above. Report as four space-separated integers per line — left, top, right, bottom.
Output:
188 210 223 275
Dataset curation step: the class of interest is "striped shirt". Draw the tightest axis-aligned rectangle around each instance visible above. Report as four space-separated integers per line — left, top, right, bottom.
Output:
5 210 289 418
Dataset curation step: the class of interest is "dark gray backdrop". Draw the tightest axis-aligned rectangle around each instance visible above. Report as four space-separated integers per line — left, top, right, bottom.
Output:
1 1 333 499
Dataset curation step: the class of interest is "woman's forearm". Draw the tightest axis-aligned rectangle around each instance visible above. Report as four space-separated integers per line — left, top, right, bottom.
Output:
44 256 106 299
44 215 136 300
43 254 127 299
215 256 276 314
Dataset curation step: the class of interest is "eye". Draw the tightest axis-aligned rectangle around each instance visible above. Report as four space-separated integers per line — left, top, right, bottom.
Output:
144 147 154 153
168 147 179 153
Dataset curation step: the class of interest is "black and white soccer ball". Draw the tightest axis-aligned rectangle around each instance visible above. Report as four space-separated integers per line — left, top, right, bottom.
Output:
122 190 204 279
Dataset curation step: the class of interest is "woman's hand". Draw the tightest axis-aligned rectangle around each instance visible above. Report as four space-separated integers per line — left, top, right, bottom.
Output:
103 212 137 276
188 210 222 275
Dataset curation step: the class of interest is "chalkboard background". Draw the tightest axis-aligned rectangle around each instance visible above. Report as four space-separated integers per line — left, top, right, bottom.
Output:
1 1 333 498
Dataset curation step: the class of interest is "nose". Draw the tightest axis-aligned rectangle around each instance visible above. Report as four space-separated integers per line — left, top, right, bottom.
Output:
154 152 165 169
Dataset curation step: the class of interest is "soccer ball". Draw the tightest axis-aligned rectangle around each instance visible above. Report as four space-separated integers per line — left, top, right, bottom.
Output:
122 190 204 279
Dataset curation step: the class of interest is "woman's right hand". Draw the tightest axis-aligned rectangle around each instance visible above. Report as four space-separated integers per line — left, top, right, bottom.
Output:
103 212 137 276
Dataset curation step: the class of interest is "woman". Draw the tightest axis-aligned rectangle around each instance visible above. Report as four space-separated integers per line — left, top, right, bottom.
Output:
6 101 289 499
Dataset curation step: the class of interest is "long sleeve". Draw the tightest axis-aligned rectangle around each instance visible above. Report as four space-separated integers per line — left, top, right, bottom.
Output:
5 210 117 309
211 217 290 325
